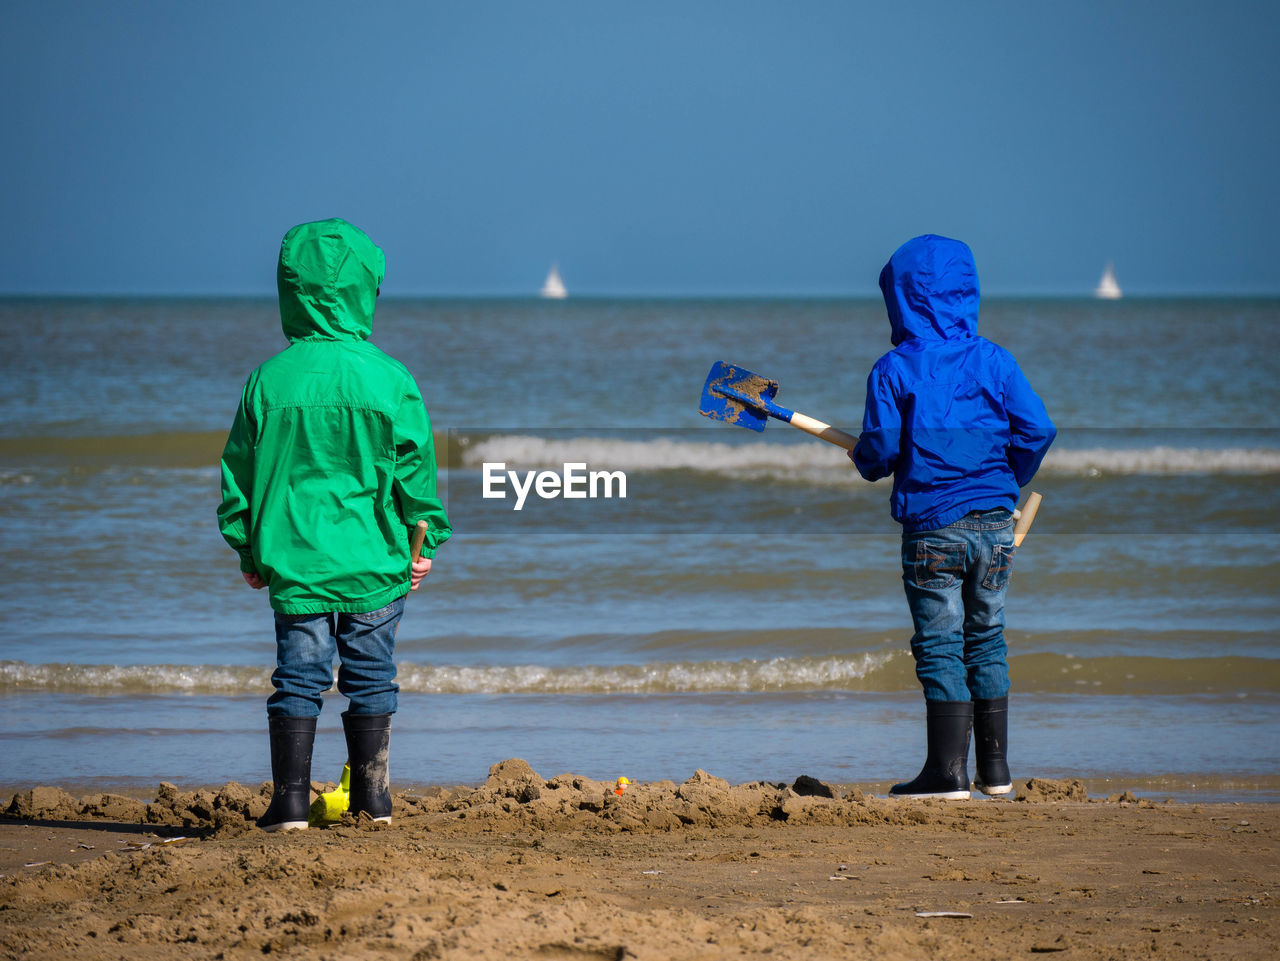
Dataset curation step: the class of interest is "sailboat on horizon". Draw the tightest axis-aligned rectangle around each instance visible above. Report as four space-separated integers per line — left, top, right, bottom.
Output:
540 263 567 299
1095 262 1122 299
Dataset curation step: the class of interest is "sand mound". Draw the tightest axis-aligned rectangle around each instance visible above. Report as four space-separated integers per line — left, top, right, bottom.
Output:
1017 777 1089 802
2 761 955 835
6 762 1153 840
4 781 270 833
406 762 950 833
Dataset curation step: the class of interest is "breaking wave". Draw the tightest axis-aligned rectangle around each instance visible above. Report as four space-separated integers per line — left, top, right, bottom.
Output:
457 434 1280 478
3 430 1276 478
4 653 1276 696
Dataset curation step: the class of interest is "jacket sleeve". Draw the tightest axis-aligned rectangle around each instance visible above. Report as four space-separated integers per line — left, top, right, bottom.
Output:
393 380 452 558
852 363 901 482
1004 360 1057 487
217 386 259 574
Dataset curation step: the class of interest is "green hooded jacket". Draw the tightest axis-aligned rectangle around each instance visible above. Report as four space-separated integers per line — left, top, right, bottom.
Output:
217 219 451 615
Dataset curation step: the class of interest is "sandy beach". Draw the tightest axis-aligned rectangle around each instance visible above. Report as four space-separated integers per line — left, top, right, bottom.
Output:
1 761 1276 960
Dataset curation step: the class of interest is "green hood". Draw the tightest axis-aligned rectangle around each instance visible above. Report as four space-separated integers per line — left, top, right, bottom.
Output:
277 218 385 342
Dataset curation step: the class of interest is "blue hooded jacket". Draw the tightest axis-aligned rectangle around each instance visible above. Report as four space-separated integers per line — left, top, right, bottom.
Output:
852 235 1056 532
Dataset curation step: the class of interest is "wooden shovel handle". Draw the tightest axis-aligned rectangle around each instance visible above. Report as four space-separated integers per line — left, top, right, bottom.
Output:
788 411 859 451
409 520 429 563
1012 492 1042 547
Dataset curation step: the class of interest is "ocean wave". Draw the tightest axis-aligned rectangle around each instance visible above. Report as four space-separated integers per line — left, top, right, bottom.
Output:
0 654 901 696
395 652 903 694
0 661 265 694
4 430 1277 478
456 435 847 475
4 653 1276 696
1044 446 1280 476
458 434 1280 478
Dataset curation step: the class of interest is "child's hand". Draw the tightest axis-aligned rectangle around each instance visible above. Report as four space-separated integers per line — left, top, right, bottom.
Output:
242 572 267 590
410 556 433 591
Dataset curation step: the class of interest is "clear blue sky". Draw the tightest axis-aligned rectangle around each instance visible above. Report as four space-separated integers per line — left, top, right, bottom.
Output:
2 1 1277 296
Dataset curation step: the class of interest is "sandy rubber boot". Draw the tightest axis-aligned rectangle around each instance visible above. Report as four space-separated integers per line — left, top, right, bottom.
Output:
889 700 973 800
973 696 1013 796
258 715 316 832
343 712 393 823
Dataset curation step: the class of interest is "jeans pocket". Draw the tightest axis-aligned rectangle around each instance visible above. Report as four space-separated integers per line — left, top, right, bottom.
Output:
910 540 965 589
351 601 399 624
982 544 1015 592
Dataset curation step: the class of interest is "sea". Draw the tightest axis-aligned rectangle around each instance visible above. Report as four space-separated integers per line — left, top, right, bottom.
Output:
1 297 1277 801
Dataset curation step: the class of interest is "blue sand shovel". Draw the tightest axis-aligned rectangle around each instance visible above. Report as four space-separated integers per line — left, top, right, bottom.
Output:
698 360 861 450
697 360 1043 546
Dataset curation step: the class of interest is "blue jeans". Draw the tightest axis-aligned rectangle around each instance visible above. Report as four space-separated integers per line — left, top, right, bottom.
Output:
268 596 405 718
901 509 1014 703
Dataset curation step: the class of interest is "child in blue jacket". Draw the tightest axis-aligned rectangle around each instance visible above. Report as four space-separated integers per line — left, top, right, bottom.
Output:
852 234 1056 799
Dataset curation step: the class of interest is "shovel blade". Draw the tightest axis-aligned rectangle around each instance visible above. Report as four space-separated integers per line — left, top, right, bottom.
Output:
698 361 779 432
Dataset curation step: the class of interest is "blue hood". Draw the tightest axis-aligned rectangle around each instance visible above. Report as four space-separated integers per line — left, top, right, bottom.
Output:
878 234 980 346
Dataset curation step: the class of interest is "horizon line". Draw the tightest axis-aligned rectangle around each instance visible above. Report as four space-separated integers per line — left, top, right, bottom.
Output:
3 288 1279 301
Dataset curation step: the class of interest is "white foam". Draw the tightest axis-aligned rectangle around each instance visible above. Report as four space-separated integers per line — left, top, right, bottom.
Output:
0 661 265 694
2 654 902 696
1042 446 1280 476
390 652 903 694
456 435 1280 478
459 435 845 473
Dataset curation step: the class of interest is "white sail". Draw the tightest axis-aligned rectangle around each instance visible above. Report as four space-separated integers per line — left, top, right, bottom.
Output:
1095 263 1122 299
540 263 567 299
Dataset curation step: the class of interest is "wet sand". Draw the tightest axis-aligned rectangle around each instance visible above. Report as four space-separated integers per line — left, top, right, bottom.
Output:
2 761 1276 960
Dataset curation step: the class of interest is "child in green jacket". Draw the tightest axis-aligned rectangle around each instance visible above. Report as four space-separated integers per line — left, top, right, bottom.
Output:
218 218 451 831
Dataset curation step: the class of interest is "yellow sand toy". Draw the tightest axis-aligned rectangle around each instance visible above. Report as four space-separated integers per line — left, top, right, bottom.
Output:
308 764 350 826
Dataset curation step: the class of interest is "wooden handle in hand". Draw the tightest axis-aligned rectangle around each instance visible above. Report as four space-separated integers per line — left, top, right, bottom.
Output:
1012 492 1042 547
409 520 428 563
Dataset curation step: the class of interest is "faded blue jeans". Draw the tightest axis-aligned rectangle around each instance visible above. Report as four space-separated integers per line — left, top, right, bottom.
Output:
901 508 1015 703
267 596 405 718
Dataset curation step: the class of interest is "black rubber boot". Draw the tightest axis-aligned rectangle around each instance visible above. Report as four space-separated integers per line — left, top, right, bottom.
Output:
889 700 973 800
343 712 393 823
257 716 316 832
973 696 1013 796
